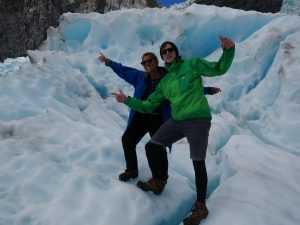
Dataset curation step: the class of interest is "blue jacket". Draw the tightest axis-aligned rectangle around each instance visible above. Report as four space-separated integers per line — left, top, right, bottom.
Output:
106 60 171 126
106 60 213 126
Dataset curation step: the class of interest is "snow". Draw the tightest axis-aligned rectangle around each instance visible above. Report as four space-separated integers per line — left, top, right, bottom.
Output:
1 4 300 225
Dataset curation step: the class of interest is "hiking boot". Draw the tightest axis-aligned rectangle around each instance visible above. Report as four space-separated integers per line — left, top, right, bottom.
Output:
119 169 138 182
136 178 167 195
183 201 209 225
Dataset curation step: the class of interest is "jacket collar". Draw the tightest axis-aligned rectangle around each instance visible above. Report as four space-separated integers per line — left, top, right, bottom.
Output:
165 58 183 72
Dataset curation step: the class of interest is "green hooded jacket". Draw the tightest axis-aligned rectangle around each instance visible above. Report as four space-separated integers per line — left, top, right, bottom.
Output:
125 47 235 121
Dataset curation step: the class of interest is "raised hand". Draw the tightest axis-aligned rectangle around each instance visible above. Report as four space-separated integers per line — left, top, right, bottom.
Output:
111 90 127 103
219 35 235 49
213 87 221 94
98 52 107 63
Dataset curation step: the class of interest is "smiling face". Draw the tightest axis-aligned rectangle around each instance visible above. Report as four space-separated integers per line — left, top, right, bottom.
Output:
161 44 177 64
141 54 158 73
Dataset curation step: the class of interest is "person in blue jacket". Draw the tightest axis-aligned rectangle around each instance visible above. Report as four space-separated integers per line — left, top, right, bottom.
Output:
98 52 220 184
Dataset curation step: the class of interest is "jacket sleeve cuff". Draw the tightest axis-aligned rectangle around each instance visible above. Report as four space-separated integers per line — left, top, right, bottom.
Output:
104 59 113 66
206 87 215 95
124 96 131 105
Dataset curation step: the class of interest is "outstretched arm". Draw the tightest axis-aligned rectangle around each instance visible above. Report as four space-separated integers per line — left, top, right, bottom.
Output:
98 52 143 86
111 87 165 114
192 35 235 77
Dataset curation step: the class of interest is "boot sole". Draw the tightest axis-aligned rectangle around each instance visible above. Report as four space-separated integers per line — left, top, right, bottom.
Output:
119 175 138 182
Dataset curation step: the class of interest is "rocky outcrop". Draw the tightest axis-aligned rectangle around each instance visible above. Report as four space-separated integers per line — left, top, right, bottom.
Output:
98 0 160 13
0 0 160 62
194 0 283 13
280 0 300 15
1 0 61 62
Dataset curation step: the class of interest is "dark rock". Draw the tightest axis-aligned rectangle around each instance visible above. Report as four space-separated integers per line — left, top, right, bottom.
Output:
0 0 160 62
194 0 283 13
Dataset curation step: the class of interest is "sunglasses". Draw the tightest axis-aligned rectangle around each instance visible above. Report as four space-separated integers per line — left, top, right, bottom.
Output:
141 58 154 66
161 47 175 55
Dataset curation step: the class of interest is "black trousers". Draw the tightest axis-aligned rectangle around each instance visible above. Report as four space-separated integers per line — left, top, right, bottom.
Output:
122 112 168 180
193 160 207 202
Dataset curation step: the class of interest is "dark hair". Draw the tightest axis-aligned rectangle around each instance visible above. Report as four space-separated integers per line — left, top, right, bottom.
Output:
159 41 179 59
142 52 159 64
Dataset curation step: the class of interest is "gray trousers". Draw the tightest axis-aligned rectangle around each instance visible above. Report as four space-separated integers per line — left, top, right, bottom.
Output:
150 118 211 160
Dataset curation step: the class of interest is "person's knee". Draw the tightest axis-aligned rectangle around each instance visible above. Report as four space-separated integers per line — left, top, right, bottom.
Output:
121 133 128 144
145 141 164 152
193 160 206 168
122 133 136 149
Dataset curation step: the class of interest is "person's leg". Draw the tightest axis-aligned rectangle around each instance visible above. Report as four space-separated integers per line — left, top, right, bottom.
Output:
137 120 184 194
185 119 210 202
183 119 211 224
147 115 168 181
145 142 167 180
192 160 207 203
183 163 210 225
120 114 148 180
183 118 211 161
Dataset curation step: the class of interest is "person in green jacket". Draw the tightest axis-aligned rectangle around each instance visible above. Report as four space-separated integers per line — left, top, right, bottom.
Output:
112 35 235 225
